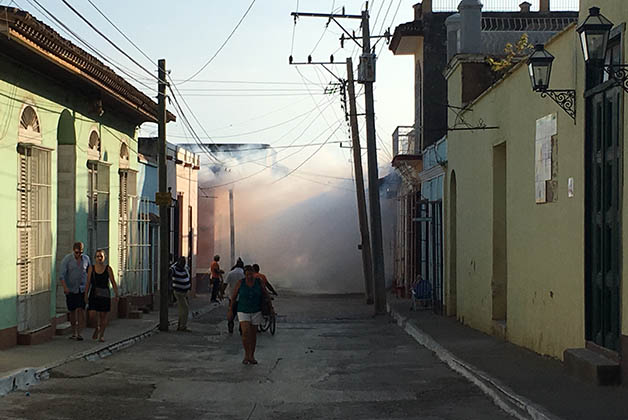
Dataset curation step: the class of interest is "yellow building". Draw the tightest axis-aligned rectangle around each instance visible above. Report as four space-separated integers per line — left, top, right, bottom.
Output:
445 1 627 384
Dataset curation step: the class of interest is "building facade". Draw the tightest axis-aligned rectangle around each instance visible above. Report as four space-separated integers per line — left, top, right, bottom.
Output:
0 7 173 348
445 0 627 383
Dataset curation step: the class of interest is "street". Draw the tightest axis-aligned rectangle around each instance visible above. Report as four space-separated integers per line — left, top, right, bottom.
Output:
0 294 513 420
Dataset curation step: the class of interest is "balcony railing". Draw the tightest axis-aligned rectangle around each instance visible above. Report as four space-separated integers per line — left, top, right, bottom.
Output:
392 126 418 158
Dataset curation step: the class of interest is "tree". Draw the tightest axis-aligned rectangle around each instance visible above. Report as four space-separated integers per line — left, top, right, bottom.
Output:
486 34 533 73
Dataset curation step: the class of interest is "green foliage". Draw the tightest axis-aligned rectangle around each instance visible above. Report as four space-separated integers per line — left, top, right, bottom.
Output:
486 34 533 73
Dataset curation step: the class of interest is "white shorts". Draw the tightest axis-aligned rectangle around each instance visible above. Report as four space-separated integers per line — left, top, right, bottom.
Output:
237 311 262 325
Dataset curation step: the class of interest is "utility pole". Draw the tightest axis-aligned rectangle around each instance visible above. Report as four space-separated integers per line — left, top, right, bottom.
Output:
229 189 235 268
358 9 387 314
157 59 169 331
346 57 374 305
290 4 389 314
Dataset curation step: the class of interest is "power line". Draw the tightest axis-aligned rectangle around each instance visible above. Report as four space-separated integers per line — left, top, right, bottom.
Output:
24 0 157 94
86 0 155 65
271 124 342 185
178 0 256 84
60 0 162 83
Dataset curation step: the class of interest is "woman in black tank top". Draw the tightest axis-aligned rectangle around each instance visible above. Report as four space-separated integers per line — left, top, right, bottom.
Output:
84 249 119 342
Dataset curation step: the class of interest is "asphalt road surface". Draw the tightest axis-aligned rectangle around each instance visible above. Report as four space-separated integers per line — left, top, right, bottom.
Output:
0 293 514 420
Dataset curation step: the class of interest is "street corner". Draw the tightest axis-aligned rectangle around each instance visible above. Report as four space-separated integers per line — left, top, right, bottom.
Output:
0 368 38 397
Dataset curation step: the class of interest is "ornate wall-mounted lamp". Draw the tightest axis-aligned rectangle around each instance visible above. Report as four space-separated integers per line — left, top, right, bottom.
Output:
578 7 628 92
527 44 576 121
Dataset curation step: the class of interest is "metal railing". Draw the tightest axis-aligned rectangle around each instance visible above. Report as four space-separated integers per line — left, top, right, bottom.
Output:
431 0 578 12
392 125 417 157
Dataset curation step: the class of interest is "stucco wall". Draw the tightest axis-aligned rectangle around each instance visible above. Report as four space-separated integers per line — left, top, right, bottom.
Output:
446 27 587 358
0 56 139 331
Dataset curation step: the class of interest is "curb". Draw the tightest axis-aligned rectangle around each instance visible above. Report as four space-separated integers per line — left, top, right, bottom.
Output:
0 302 222 397
387 302 564 420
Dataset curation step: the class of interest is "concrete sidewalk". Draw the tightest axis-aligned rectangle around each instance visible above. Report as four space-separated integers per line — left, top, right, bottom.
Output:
387 296 628 420
0 294 223 397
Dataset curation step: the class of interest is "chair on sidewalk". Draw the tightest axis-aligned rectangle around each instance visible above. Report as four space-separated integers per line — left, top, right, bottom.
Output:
410 276 432 311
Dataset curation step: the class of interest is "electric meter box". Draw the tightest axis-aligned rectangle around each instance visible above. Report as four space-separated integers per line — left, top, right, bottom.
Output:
358 53 376 83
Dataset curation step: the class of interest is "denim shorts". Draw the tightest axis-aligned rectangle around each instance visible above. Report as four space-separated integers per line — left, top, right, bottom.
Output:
237 311 262 325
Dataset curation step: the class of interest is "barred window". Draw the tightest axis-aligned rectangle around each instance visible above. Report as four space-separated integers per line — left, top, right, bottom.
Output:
17 145 52 295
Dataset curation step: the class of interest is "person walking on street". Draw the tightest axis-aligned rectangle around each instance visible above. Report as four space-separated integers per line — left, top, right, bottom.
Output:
253 264 278 297
224 258 244 333
59 242 90 341
84 249 119 342
170 256 192 331
210 255 224 303
228 265 272 364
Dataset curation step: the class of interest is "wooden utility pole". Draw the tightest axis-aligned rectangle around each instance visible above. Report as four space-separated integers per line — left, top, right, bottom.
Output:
359 9 387 315
229 188 235 268
157 59 169 331
346 57 374 304
289 5 388 312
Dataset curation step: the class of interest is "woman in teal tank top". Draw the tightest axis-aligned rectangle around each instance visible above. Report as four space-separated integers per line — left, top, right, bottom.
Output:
228 265 271 365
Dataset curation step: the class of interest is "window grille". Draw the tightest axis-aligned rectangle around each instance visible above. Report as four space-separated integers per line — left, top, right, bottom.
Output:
122 197 152 295
16 145 52 295
87 162 110 258
118 170 137 291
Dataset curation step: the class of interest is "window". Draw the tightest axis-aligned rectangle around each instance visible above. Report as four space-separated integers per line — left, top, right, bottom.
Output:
17 145 52 295
88 130 101 161
18 105 42 144
118 169 137 288
87 162 110 258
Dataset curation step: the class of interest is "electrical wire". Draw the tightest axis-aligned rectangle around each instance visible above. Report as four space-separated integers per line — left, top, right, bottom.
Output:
271 124 342 185
24 0 157 94
86 0 154 66
178 0 256 84
60 0 161 83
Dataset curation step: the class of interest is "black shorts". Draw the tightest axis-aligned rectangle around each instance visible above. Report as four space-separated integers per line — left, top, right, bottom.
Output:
66 292 85 311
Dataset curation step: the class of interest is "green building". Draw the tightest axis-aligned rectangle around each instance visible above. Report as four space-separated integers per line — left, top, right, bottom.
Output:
0 7 173 348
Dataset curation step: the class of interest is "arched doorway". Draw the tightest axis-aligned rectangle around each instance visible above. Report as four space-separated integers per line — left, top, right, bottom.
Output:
449 171 457 316
55 110 77 315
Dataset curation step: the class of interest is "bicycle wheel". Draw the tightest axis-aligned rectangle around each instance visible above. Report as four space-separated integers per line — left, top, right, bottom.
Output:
259 315 270 332
269 314 276 335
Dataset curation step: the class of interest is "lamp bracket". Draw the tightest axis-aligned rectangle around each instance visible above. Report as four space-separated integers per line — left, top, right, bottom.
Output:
603 64 628 93
540 89 576 121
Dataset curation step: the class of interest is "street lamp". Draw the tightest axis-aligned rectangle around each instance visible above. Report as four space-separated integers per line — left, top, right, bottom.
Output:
577 6 628 92
527 44 576 121
528 44 554 92
576 7 613 63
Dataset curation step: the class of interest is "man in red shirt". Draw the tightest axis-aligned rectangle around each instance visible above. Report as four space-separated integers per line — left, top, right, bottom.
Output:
210 255 224 302
252 264 278 296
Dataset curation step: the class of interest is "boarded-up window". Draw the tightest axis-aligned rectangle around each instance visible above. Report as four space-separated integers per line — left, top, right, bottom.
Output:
17 145 52 295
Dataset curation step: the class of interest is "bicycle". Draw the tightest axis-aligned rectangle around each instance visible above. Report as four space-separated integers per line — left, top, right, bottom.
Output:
257 294 277 335
257 311 276 335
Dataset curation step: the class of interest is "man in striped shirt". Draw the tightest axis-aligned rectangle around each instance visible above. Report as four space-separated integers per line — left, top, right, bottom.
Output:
169 256 191 331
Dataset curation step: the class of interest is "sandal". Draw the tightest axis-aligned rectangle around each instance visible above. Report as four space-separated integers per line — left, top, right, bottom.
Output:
98 336 105 342
249 359 258 365
242 359 250 365
76 335 84 341
68 335 77 340
92 328 99 340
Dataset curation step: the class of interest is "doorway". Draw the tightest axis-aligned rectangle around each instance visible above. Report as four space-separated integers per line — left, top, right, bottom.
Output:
492 143 507 322
585 85 622 351
450 171 457 316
